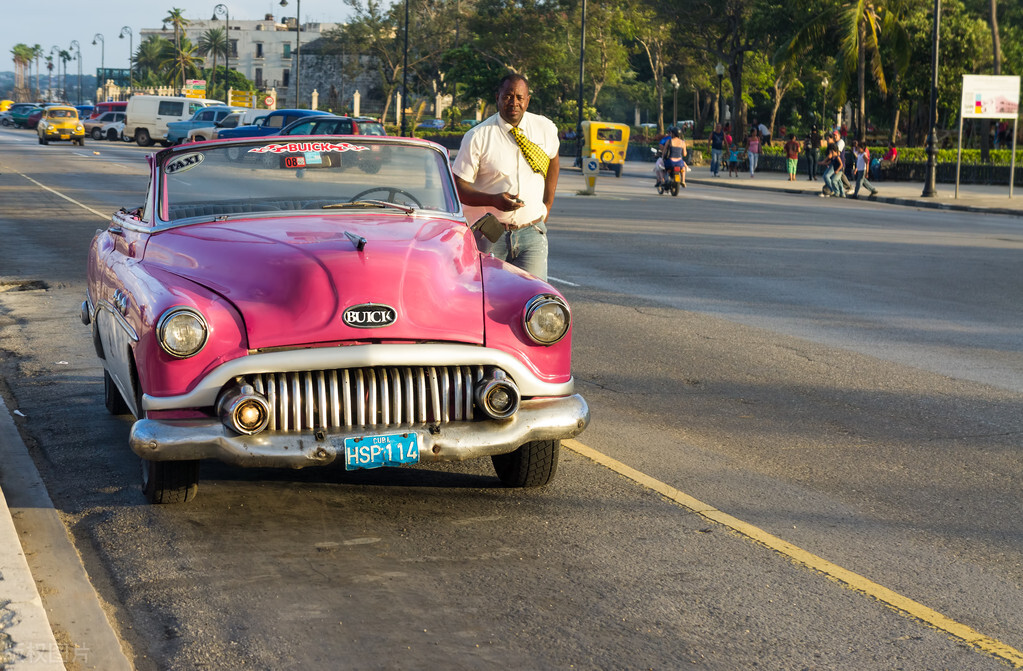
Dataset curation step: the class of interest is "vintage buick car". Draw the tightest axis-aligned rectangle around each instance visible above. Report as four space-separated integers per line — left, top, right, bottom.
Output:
83 136 589 503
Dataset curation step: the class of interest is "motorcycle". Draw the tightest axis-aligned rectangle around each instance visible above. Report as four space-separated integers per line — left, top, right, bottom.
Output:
651 147 683 197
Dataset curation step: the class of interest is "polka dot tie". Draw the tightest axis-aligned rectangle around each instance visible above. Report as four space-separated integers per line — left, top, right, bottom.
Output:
509 126 549 177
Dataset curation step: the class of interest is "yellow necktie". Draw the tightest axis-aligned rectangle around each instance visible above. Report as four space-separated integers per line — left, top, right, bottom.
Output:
509 126 549 177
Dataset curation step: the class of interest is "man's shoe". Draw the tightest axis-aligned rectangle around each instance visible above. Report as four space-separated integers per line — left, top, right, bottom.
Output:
869 191 878 199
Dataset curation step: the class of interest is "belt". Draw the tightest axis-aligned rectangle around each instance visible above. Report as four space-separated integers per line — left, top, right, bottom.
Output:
504 217 544 231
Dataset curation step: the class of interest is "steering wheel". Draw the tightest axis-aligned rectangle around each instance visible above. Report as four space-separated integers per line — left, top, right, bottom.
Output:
350 187 422 208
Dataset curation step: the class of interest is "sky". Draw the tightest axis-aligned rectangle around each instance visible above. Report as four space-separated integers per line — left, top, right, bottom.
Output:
3 0 355 76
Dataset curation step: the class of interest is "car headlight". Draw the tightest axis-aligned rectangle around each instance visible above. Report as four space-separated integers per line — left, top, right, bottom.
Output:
157 307 209 358
76 125 83 131
522 294 571 345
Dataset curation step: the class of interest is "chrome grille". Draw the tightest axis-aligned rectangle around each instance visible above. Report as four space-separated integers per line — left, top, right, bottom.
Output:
245 366 487 432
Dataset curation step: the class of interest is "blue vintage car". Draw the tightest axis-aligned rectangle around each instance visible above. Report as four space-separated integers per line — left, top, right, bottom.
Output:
216 109 330 140
166 105 246 144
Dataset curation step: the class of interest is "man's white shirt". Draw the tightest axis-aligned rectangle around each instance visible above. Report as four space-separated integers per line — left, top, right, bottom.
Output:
452 111 559 228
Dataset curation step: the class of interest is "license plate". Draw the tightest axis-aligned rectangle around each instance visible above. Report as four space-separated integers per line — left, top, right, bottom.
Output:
60 134 69 139
344 432 419 471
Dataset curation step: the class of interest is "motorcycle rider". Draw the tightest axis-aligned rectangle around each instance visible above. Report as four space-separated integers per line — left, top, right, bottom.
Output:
661 127 687 189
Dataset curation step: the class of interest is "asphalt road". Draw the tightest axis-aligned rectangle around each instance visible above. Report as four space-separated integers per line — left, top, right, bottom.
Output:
0 127 1021 670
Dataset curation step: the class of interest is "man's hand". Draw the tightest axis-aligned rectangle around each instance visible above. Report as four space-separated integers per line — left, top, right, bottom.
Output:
454 176 524 212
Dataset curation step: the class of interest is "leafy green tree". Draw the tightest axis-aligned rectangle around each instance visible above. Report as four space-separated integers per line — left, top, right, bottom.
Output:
163 8 191 87
135 36 172 83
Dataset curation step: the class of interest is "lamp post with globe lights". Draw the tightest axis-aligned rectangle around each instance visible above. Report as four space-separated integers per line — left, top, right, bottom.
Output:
69 40 81 104
279 0 301 106
119 27 133 89
715 62 725 126
212 4 230 86
92 34 104 86
670 74 679 128
821 75 829 128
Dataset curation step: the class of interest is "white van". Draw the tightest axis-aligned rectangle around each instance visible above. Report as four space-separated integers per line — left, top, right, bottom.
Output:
124 95 224 146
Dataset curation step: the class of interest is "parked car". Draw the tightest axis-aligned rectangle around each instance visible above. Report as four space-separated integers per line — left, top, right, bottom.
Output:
278 115 386 136
83 135 589 503
185 110 255 142
25 108 45 130
87 101 127 120
100 119 127 142
76 105 95 119
37 106 86 145
215 108 330 139
84 111 126 140
416 118 447 131
123 95 224 146
166 105 246 144
4 103 40 127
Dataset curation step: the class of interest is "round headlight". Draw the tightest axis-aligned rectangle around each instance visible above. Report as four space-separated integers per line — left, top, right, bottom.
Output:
523 294 571 345
157 307 208 358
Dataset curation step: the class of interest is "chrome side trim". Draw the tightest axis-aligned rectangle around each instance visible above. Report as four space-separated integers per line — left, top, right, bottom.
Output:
144 343 574 411
95 300 139 342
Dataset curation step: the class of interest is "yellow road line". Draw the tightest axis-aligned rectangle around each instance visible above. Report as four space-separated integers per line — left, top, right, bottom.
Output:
564 438 1023 668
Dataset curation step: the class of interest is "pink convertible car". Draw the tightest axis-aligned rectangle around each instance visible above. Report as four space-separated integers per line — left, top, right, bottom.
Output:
84 136 589 503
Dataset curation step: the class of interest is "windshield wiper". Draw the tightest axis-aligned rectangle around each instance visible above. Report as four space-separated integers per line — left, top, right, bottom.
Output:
321 199 415 214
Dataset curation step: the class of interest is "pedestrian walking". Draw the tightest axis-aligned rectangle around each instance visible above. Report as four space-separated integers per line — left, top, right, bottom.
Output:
710 123 725 177
746 131 761 178
806 126 821 181
850 141 879 199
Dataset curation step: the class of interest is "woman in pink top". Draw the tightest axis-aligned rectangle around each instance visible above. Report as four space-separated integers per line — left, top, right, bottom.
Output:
746 131 761 177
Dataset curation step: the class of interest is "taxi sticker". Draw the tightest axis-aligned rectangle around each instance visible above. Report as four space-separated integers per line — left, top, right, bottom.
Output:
165 153 205 174
248 141 369 154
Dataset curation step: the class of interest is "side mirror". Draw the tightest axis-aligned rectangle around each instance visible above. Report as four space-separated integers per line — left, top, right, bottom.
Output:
470 213 504 243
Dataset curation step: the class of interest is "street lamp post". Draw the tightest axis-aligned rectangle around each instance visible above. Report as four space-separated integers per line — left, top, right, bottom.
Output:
670 74 679 128
119 27 133 89
575 0 586 164
212 4 230 90
922 0 941 197
49 46 59 100
69 40 81 105
715 62 725 126
821 75 829 128
92 34 104 89
279 0 301 107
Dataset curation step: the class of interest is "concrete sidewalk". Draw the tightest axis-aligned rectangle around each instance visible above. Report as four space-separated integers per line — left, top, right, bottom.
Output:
679 162 1023 217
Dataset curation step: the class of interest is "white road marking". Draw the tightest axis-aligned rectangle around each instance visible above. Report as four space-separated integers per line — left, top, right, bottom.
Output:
13 171 109 220
548 276 579 287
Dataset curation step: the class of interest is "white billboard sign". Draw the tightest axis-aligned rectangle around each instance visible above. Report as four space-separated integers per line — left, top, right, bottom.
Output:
960 74 1020 119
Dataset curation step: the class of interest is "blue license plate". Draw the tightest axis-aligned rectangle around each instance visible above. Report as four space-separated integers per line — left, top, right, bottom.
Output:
344 432 419 471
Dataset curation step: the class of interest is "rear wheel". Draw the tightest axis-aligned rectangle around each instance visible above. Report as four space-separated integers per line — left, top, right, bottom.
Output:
614 164 622 178
106 128 118 141
135 128 152 146
141 459 199 504
670 181 679 196
492 439 560 487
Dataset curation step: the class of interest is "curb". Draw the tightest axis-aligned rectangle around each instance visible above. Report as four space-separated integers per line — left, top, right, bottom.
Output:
0 397 133 671
684 176 1023 218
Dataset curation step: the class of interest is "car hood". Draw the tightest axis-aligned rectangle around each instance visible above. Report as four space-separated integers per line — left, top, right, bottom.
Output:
143 214 484 349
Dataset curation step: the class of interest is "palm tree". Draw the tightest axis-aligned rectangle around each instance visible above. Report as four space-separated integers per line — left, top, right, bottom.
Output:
158 36 202 86
778 0 910 140
163 8 191 89
197 28 228 96
31 44 43 100
135 36 172 82
59 49 72 101
11 44 33 100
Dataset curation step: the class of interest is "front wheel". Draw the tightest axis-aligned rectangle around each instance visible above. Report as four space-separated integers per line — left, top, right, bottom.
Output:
135 128 152 146
91 128 103 140
141 459 199 504
492 439 559 487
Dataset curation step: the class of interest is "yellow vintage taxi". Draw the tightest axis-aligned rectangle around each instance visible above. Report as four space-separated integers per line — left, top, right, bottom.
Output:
37 106 86 145
578 120 630 177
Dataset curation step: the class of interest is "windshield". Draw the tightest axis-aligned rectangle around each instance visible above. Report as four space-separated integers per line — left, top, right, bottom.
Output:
159 137 460 223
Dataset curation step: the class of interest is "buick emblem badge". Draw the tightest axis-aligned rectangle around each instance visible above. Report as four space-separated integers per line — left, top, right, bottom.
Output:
343 303 397 328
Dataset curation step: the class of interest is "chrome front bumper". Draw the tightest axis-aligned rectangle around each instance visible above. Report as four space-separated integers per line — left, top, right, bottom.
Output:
130 394 589 468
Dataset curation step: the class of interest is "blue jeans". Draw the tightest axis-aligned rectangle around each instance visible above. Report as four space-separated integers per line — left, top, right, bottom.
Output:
854 170 877 196
806 150 819 179
482 220 549 280
823 166 845 197
710 148 722 175
748 152 759 175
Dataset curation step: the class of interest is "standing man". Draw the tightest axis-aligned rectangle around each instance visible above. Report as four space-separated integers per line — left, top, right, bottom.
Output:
783 133 801 181
452 73 560 281
709 123 725 177
806 125 822 181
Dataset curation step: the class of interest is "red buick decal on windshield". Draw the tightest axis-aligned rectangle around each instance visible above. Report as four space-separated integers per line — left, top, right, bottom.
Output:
248 141 369 154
